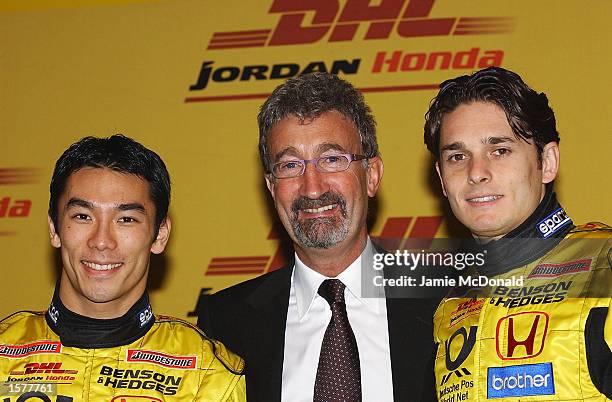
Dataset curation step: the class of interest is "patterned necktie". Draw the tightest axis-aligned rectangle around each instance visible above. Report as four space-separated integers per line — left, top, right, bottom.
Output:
313 279 362 402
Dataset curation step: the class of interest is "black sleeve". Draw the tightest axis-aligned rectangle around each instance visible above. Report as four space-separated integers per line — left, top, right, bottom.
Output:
196 294 216 337
585 307 612 398
419 341 439 402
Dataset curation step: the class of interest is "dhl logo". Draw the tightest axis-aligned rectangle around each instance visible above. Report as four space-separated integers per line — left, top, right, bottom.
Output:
207 0 514 50
10 362 78 375
205 215 442 276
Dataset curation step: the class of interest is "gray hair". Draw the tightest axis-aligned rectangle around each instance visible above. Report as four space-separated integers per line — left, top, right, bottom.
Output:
258 72 378 173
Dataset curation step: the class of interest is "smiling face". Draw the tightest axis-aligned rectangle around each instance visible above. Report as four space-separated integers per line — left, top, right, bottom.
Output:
48 167 170 318
265 110 382 269
436 102 558 242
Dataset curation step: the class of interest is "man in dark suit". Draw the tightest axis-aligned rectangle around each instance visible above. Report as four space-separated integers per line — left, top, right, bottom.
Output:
198 73 436 402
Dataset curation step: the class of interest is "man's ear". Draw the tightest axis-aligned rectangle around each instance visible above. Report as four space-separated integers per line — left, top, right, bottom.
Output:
541 142 560 184
151 217 172 254
265 174 276 201
435 161 448 197
366 156 384 197
48 216 62 248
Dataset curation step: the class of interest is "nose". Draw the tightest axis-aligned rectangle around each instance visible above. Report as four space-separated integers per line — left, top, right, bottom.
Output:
467 155 492 185
87 220 118 251
300 161 328 199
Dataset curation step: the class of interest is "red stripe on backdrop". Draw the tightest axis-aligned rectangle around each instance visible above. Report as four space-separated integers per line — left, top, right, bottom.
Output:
206 269 265 276
211 29 271 38
211 256 269 262
208 263 268 269
185 84 438 103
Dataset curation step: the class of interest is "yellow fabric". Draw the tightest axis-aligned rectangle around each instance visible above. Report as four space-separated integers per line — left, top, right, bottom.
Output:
433 223 612 401
0 313 246 401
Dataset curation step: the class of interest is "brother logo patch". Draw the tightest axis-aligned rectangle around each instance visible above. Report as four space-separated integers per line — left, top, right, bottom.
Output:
537 208 571 238
487 363 555 398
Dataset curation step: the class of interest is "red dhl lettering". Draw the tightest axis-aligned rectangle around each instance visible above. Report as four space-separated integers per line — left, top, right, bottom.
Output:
208 0 514 49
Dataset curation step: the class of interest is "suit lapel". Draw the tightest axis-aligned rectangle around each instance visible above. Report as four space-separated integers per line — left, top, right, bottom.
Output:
244 266 293 401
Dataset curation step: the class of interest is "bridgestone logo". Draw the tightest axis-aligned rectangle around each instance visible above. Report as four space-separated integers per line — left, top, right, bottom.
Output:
0 341 61 358
528 259 591 278
126 349 196 369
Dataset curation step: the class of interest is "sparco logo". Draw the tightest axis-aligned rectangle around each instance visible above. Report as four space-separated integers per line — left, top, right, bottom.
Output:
537 208 571 238
207 0 514 49
0 341 61 358
126 350 197 369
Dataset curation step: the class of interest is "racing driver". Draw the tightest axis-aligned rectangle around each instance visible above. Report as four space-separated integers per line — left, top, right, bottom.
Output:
423 67 611 401
0 135 246 401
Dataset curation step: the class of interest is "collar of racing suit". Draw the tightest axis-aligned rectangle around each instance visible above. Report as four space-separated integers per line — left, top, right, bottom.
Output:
45 285 156 348
473 184 574 277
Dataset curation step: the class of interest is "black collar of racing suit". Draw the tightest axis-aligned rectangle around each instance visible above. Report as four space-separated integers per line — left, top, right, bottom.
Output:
474 185 574 277
45 285 155 348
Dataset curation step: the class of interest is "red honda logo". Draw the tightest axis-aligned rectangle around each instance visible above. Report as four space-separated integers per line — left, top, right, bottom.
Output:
495 311 549 360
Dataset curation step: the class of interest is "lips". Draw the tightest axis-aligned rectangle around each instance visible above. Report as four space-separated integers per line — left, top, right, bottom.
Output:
466 195 503 203
81 260 123 271
303 204 338 214
291 191 346 218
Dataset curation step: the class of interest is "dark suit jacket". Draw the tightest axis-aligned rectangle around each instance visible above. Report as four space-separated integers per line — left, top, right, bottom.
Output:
198 264 438 402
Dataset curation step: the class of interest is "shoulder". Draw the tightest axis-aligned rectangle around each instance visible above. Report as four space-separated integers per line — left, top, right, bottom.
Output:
209 265 293 303
568 222 612 238
0 310 47 333
151 315 245 374
0 311 57 348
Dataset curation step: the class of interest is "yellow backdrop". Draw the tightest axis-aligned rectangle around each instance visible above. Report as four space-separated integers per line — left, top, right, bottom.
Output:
1 0 610 320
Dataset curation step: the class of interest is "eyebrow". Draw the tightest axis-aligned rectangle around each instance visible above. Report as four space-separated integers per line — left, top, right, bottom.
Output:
315 142 347 154
440 136 517 153
66 198 94 210
66 198 146 214
440 142 465 153
274 147 300 162
486 136 516 145
117 203 146 214
273 143 348 161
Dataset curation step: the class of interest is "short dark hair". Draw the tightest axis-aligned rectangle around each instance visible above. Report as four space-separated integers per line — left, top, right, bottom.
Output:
258 72 378 173
49 134 171 236
424 66 559 161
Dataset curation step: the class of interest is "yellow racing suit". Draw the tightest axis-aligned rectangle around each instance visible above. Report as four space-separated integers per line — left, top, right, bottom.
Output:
433 191 611 401
0 290 246 402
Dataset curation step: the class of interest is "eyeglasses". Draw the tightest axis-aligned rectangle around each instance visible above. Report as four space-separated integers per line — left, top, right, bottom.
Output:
271 153 367 179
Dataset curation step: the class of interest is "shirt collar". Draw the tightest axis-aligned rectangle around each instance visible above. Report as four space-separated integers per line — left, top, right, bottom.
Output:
293 238 382 321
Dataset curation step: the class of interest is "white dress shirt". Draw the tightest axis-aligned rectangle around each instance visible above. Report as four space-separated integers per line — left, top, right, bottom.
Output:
281 239 394 402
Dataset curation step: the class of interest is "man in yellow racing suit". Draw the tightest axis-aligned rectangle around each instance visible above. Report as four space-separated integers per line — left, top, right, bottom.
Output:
423 67 611 401
0 135 246 401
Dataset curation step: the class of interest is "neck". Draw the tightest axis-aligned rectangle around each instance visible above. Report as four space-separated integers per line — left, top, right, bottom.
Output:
294 231 367 277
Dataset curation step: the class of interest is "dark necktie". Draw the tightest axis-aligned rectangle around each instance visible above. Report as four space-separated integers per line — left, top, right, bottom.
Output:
313 279 362 402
